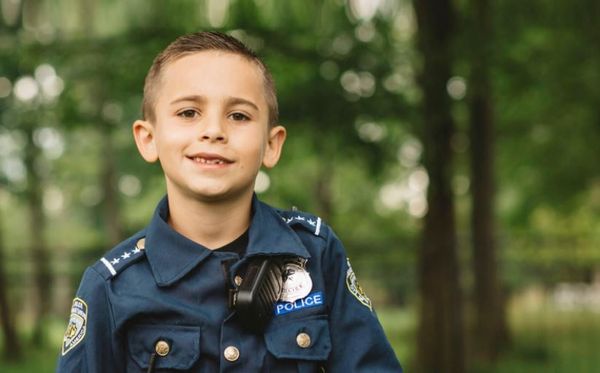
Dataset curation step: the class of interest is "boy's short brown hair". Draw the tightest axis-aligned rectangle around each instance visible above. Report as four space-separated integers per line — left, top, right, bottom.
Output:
142 31 278 127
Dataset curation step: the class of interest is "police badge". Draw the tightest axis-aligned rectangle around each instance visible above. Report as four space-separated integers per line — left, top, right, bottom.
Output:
280 258 312 302
62 297 88 355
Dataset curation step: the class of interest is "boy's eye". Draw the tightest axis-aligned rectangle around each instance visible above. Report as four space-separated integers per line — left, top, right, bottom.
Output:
177 109 199 119
230 112 250 121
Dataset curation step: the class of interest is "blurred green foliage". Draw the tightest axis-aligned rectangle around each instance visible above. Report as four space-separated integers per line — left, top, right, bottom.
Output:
0 0 599 371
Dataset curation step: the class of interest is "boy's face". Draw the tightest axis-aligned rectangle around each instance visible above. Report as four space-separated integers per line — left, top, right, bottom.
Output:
133 51 286 204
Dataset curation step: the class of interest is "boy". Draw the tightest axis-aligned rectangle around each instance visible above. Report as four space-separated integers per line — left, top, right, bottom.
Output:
57 31 402 372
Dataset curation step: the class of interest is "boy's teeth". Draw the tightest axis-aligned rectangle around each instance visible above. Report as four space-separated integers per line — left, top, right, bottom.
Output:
194 157 224 165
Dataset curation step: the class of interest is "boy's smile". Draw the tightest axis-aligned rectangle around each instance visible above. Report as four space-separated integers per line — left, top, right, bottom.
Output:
133 51 286 204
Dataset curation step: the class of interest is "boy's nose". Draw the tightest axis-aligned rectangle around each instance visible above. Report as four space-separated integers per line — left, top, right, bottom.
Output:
199 115 227 143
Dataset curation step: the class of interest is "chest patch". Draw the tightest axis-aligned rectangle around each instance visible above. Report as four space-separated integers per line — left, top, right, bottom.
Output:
62 297 88 356
275 291 324 316
280 261 312 302
346 258 373 311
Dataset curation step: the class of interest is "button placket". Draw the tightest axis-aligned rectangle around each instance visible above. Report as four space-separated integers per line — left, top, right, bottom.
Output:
224 346 240 362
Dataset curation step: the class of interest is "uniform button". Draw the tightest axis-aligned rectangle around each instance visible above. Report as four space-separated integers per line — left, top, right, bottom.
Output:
136 238 146 250
234 275 243 286
155 340 170 357
224 346 240 362
296 332 311 348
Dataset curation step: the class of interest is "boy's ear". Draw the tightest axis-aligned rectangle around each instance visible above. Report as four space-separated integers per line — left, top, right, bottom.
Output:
262 125 286 168
132 120 158 163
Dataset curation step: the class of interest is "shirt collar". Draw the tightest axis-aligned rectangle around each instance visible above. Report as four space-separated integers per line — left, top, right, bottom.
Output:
144 196 212 286
145 195 310 287
246 195 310 259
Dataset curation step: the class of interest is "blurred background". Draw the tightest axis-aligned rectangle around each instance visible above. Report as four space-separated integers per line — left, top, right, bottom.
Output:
0 0 599 372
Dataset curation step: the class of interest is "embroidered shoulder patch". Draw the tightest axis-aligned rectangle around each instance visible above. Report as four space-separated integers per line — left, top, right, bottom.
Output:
62 297 88 356
346 258 373 311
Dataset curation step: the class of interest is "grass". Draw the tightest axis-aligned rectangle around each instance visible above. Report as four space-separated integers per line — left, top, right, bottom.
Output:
0 317 64 373
3 305 600 372
474 306 600 373
378 306 415 367
378 301 600 373
0 348 58 373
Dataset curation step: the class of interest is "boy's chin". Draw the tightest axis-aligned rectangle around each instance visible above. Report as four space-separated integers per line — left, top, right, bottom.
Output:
185 186 253 204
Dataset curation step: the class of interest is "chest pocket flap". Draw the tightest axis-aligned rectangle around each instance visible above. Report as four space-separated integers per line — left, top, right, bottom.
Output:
265 315 331 361
127 324 201 370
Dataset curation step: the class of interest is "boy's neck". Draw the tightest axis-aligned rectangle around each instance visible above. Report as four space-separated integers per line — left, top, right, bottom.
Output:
166 191 252 250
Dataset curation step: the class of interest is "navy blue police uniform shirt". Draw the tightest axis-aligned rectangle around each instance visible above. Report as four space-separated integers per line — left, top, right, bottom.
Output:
56 195 402 372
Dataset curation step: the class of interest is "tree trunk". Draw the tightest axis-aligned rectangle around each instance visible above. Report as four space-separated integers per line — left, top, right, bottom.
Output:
23 124 52 346
100 125 123 246
414 0 466 372
468 0 510 361
312 136 336 223
79 0 123 247
314 161 334 223
0 194 22 361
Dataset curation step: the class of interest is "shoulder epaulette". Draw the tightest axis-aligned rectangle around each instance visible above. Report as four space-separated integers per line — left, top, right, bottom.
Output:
92 232 147 280
278 209 326 239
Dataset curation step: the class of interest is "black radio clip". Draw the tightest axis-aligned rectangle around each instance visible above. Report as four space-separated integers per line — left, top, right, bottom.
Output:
231 256 287 332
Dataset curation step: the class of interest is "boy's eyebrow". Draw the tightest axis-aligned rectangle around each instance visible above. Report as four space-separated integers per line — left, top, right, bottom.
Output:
170 95 207 106
225 97 260 112
170 95 260 112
